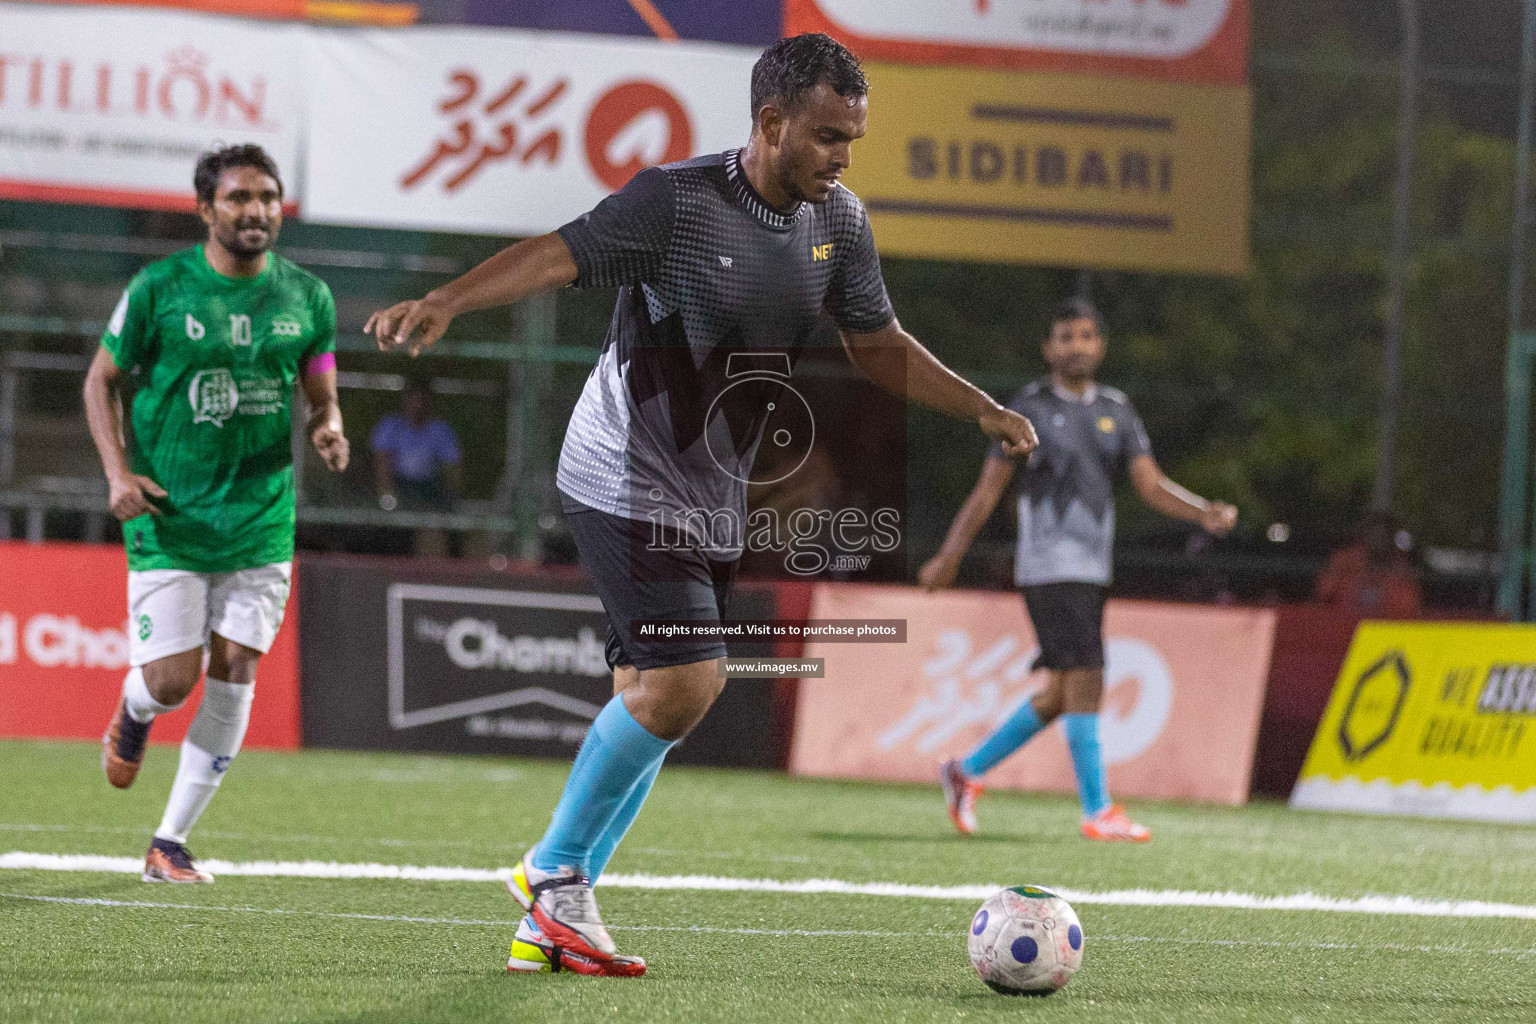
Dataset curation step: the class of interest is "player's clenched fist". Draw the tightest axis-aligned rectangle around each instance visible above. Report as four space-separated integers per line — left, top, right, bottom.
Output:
366 296 456 357
978 405 1038 459
1200 501 1239 537
107 472 166 522
311 424 350 473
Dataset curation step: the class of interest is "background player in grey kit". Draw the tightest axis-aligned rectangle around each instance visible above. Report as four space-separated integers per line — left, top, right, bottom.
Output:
366 33 1038 976
923 297 1237 843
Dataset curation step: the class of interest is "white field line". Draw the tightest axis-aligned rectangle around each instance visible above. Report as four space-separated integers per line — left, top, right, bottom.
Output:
2 892 1534 958
5 851 1536 922
0 824 812 863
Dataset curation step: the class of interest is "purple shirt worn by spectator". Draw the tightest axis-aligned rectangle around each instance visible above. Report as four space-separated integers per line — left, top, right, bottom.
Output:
370 415 461 483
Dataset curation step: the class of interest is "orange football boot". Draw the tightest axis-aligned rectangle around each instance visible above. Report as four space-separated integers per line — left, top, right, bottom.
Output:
143 839 213 883
939 759 982 835
1081 805 1152 843
102 698 152 790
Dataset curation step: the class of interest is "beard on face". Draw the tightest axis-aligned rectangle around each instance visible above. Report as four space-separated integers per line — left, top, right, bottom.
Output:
219 219 274 258
772 147 811 206
1048 349 1099 376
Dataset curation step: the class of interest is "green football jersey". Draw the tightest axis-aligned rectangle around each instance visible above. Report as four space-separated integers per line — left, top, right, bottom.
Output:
100 245 337 572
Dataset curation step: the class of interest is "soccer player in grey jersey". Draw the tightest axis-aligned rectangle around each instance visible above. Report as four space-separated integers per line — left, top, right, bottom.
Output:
922 298 1236 842
367 34 1037 976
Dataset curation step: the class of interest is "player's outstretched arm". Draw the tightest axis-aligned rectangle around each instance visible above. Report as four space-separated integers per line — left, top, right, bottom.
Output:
302 366 349 473
1128 454 1237 536
82 346 166 521
918 456 1018 592
367 233 579 356
842 319 1038 458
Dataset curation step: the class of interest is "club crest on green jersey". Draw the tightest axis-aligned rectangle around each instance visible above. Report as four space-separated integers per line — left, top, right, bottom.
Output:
189 368 239 426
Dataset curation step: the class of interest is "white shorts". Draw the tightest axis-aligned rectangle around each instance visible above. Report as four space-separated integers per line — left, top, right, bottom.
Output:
127 562 292 667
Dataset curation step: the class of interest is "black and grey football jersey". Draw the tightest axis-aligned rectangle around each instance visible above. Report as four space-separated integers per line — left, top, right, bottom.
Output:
554 149 895 555
987 379 1153 586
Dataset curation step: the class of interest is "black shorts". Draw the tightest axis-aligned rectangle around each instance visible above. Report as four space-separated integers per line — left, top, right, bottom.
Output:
1021 582 1107 672
564 502 738 671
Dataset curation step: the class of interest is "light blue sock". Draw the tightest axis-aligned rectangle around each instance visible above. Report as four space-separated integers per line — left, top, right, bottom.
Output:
587 756 664 884
531 695 673 876
1062 713 1110 817
961 699 1045 778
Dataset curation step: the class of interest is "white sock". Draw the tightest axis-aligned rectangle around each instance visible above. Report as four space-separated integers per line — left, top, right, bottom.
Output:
154 678 254 844
123 667 181 724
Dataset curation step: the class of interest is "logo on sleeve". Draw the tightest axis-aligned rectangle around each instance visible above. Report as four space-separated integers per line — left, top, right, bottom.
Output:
811 243 835 261
271 316 303 337
185 314 205 340
188 368 239 427
717 256 734 268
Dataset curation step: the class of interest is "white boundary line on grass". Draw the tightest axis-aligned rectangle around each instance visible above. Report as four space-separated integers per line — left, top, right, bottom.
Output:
5 851 1536 921
2 893 1533 958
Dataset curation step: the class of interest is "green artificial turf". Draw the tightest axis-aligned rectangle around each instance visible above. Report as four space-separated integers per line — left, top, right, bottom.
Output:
2 740 1533 1023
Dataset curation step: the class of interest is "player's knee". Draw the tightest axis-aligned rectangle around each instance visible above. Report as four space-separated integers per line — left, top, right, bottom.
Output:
1032 688 1064 723
629 661 723 741
142 659 201 706
612 664 642 697
206 635 261 685
1060 668 1104 714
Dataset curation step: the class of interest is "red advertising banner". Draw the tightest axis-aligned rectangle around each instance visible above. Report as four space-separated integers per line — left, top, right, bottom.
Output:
785 0 1248 85
789 584 1275 805
0 543 300 748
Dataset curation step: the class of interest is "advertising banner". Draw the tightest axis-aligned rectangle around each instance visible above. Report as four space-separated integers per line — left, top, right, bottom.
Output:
456 0 780 46
21 0 781 41
789 584 1275 805
12 0 416 26
0 543 301 748
785 0 1248 85
0 2 304 211
303 26 755 235
298 554 781 767
842 62 1250 274
1291 622 1536 823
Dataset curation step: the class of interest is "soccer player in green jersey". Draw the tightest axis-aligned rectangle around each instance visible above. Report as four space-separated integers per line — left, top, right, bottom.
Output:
83 145 349 883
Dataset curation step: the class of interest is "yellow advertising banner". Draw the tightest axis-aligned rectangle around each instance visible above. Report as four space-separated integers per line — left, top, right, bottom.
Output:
844 62 1250 275
1290 622 1536 823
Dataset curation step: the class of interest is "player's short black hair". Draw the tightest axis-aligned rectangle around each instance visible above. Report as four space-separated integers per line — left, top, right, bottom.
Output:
750 33 867 121
1046 297 1105 337
194 144 283 206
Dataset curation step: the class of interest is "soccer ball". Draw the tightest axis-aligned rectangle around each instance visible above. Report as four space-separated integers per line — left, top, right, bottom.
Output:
966 885 1083 996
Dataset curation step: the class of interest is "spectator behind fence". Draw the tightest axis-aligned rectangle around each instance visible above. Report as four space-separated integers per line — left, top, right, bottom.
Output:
371 378 462 556
1315 511 1422 617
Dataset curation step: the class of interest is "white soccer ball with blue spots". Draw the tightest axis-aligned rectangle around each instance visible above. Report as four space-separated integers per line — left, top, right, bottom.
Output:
966 885 1084 995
